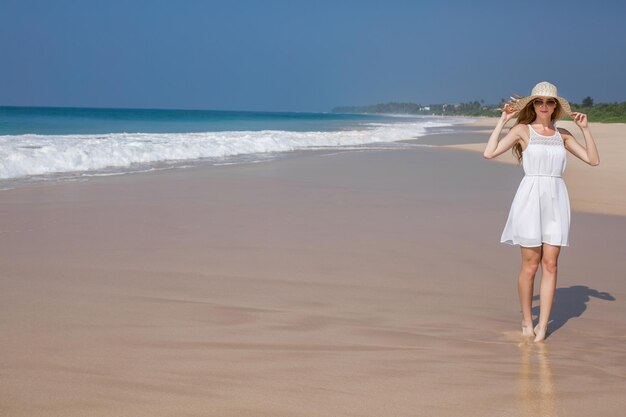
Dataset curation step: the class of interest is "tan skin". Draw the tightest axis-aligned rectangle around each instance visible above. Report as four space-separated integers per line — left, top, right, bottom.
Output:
484 97 600 342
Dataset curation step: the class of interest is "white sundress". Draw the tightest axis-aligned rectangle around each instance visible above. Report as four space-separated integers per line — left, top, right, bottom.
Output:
501 125 571 247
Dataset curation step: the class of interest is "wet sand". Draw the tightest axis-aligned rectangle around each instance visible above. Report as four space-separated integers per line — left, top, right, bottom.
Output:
1 123 625 416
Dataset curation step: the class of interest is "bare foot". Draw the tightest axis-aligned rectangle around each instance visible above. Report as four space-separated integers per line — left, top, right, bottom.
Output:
521 321 535 337
533 325 547 342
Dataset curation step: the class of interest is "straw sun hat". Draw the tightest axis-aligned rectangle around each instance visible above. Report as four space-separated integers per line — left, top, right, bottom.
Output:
509 81 572 119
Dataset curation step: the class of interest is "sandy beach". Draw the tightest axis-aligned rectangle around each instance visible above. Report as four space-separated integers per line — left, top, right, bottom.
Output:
1 121 625 416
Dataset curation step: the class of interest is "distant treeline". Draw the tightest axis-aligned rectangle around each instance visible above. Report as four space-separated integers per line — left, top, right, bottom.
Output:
569 102 626 123
332 101 493 117
332 100 626 123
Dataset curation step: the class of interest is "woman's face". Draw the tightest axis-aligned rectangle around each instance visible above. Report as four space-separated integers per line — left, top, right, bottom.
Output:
532 96 558 118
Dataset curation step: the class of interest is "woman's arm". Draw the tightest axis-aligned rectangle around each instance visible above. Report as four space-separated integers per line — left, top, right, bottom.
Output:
483 106 524 159
560 112 600 166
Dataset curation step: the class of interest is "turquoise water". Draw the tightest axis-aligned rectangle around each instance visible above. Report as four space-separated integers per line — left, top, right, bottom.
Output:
0 106 398 135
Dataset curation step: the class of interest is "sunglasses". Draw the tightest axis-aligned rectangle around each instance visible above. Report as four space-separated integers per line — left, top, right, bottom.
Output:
533 99 557 107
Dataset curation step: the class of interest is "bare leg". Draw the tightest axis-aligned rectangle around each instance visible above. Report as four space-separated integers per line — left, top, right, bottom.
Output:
519 246 541 336
534 243 561 342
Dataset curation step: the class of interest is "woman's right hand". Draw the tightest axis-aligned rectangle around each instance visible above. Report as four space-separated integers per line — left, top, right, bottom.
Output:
500 103 519 124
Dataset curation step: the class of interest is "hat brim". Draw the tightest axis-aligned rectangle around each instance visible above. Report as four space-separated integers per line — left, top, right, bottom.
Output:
511 95 572 119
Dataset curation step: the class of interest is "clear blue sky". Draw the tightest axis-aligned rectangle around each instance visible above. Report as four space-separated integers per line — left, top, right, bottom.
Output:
1 0 625 112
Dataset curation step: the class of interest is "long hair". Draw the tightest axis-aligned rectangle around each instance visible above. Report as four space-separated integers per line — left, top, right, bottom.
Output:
511 101 562 163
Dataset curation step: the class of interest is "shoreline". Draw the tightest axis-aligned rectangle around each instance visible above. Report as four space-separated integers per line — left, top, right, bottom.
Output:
0 113 461 188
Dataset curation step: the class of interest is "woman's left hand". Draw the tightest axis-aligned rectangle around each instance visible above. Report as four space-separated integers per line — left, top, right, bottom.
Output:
571 112 588 129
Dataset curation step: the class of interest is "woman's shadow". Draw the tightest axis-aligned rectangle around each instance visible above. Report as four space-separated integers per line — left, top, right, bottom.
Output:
532 285 615 335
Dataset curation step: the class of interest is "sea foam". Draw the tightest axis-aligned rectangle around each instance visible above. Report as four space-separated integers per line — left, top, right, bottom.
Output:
0 119 464 181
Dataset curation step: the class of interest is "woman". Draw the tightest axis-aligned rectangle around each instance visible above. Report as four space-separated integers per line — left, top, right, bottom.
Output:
483 81 600 342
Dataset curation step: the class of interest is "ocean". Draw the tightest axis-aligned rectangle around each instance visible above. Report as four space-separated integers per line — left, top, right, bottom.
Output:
0 106 469 187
